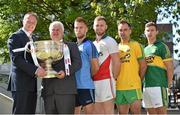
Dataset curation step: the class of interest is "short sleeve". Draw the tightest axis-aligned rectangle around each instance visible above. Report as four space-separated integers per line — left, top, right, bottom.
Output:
87 41 99 60
135 42 145 61
160 43 172 61
107 37 119 54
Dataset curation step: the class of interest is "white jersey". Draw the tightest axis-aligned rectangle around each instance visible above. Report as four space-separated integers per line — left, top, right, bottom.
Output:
93 35 118 102
93 36 118 65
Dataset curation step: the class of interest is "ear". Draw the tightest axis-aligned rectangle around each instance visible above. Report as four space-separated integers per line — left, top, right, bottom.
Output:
129 29 132 34
105 25 108 30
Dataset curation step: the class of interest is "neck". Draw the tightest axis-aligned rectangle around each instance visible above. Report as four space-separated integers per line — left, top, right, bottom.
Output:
96 33 105 42
53 38 63 43
148 38 156 45
22 28 32 36
121 38 130 44
77 38 85 45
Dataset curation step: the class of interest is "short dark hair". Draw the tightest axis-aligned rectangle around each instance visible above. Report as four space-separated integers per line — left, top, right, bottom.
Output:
117 19 132 29
145 21 157 30
74 17 87 26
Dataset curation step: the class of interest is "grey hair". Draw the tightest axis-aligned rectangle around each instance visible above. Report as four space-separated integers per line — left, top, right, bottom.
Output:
49 21 64 32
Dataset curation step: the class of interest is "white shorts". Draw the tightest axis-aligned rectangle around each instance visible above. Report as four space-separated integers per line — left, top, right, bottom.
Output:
94 78 115 102
142 87 168 108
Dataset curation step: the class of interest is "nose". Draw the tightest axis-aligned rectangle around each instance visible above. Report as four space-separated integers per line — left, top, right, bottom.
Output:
120 31 124 34
76 28 81 33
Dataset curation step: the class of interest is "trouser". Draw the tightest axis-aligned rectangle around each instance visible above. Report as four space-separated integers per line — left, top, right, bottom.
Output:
12 91 37 114
43 94 76 114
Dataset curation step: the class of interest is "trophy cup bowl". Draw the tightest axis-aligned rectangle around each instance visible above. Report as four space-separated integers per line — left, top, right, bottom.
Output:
34 40 63 78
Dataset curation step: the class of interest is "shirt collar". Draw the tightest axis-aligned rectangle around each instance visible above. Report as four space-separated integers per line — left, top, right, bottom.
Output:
154 39 161 44
22 28 31 37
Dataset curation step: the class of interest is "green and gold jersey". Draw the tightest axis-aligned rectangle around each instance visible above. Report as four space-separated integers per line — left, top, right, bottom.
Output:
144 40 172 88
116 40 144 90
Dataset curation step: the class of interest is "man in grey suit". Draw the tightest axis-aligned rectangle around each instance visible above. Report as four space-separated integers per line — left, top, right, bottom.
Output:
7 12 47 114
41 21 82 114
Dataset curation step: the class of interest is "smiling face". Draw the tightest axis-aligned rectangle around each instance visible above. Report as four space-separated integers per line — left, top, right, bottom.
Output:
23 14 37 34
49 22 64 41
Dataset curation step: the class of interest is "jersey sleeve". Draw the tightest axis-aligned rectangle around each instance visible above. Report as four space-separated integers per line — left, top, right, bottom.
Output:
135 42 145 61
161 42 172 61
87 41 99 60
107 37 119 54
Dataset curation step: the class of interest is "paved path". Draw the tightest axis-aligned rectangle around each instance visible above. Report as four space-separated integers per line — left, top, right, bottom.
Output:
0 79 12 114
0 93 12 114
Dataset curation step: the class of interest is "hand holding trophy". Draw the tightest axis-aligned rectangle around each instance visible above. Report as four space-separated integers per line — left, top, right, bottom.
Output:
34 40 64 78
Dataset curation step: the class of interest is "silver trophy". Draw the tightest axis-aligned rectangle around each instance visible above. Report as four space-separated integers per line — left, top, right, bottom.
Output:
34 40 63 78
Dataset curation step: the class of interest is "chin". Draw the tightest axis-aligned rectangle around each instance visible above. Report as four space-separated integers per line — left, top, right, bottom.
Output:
97 32 105 36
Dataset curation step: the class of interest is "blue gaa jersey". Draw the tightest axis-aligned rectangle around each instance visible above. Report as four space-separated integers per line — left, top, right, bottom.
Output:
75 39 98 89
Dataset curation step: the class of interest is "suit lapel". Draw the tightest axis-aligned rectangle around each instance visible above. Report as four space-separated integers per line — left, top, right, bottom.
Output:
19 29 30 43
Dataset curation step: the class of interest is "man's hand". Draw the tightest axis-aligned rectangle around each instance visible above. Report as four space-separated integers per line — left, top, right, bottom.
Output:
57 70 65 79
35 67 47 78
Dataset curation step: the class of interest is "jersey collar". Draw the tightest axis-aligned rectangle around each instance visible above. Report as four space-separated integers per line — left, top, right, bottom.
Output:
77 38 88 46
101 34 107 39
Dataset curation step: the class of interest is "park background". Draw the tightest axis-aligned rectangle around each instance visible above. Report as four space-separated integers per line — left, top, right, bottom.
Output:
0 0 180 114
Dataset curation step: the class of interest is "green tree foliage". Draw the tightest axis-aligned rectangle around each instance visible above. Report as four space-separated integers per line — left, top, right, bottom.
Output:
0 0 179 63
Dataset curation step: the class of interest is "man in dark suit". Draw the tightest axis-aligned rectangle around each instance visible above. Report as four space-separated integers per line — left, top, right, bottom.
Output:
41 21 81 114
7 12 47 114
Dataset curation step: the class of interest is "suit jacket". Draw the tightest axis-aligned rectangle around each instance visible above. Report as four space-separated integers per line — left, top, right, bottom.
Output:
7 29 38 92
41 41 81 96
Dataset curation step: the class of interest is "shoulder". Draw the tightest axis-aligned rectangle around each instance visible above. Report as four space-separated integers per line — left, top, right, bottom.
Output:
14 29 25 36
8 29 23 41
84 40 94 46
65 41 76 45
64 41 78 48
159 42 170 55
104 36 118 45
131 40 141 45
105 36 116 41
153 41 168 52
130 40 143 48
157 41 167 48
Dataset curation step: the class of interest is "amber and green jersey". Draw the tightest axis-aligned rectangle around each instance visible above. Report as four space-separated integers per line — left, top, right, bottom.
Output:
144 40 172 88
116 40 144 90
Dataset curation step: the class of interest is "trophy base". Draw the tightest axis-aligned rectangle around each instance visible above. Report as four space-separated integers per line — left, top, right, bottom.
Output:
44 71 58 78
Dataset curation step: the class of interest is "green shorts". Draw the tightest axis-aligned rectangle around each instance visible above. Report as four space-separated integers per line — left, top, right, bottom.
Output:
115 89 142 105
